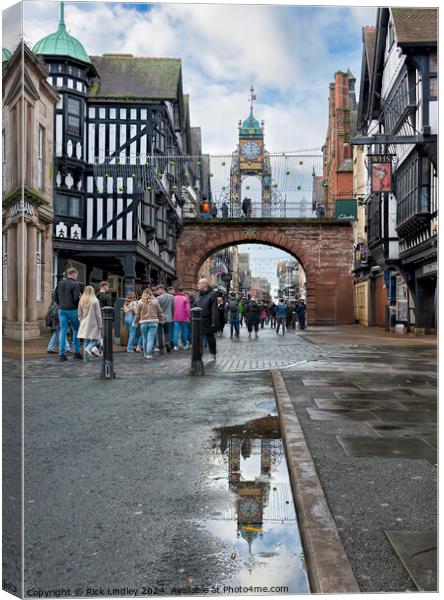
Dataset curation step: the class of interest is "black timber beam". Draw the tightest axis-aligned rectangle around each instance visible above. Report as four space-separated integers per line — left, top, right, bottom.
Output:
351 134 437 146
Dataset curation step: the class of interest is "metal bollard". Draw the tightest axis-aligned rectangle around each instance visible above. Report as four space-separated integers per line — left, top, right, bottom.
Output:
100 306 116 379
189 306 204 376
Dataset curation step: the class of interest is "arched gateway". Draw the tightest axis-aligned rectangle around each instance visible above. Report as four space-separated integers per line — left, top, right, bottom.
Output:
176 219 354 325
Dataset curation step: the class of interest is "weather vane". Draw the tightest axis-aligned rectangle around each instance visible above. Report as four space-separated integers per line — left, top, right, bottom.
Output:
249 85 256 111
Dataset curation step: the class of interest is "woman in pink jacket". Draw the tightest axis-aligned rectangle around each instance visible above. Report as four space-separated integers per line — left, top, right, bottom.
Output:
172 285 191 350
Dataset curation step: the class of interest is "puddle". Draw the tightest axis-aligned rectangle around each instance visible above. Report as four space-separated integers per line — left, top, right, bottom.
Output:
255 400 277 413
205 416 310 593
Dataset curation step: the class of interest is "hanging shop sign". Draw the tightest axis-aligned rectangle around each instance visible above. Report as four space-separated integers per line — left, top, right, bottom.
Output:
335 199 357 220
370 154 394 193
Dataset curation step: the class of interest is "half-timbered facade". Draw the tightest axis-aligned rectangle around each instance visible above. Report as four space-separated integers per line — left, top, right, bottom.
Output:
32 5 204 297
354 8 437 333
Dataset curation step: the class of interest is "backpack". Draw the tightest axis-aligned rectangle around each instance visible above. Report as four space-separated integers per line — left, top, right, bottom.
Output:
228 299 239 316
45 303 59 328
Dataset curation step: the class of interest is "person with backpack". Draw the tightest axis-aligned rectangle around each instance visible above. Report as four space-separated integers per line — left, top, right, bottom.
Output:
54 266 82 361
227 291 240 339
245 296 261 339
276 298 288 335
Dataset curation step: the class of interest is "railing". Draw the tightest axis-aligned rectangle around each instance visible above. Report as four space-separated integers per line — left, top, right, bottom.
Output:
186 200 336 220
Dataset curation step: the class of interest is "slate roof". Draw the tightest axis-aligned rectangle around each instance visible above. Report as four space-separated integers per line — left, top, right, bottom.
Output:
391 8 437 46
89 54 182 100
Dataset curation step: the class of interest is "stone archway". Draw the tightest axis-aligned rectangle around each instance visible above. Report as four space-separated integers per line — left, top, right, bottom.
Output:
176 220 354 325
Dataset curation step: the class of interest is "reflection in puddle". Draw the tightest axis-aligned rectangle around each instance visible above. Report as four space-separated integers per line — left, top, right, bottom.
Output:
208 417 309 593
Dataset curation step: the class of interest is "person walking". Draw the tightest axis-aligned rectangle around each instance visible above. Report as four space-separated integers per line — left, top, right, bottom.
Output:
123 291 138 352
172 285 191 350
269 302 277 329
296 298 307 330
221 202 229 218
46 296 71 354
227 291 240 339
133 288 165 359
193 278 219 359
77 286 103 362
260 305 267 329
54 267 82 361
242 196 252 218
155 284 175 353
216 295 226 337
239 300 245 327
276 298 288 335
245 296 261 339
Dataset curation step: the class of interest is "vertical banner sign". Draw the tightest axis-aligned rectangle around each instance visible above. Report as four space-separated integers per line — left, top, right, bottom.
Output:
370 154 393 193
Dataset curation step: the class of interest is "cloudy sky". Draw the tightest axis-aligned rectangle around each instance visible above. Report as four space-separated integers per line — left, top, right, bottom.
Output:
4 0 379 154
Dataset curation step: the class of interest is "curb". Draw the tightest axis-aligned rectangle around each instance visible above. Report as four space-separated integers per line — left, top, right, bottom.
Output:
271 369 360 594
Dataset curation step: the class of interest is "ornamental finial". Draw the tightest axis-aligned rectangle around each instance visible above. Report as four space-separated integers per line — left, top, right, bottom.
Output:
59 2 66 29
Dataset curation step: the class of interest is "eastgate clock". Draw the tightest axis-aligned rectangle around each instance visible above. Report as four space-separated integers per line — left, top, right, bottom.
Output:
241 141 261 160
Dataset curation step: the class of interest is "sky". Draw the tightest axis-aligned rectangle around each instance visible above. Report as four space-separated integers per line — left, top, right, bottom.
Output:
3 0 379 154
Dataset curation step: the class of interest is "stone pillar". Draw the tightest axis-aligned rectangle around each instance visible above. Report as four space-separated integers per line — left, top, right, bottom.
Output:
26 224 38 323
6 225 18 323
16 218 26 325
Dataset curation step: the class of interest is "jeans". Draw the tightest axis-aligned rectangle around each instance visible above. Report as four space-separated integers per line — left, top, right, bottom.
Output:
140 322 158 357
230 317 240 337
172 321 188 347
59 309 80 356
48 330 71 353
83 339 99 360
276 317 286 334
124 314 137 352
158 322 173 349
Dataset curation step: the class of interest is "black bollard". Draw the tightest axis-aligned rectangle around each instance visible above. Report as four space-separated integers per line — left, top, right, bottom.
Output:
100 306 116 379
189 306 204 376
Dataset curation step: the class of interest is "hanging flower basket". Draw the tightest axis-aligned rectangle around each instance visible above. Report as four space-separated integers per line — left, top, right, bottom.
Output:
286 171 290 175
297 185 302 190
299 160 303 165
221 161 226 166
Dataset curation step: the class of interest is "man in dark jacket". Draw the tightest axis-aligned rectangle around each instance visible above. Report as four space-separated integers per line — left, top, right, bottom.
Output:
193 278 219 359
54 267 82 361
96 281 113 308
155 284 175 352
296 299 307 330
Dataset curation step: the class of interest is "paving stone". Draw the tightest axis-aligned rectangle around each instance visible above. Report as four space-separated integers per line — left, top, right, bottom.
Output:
366 422 436 438
384 530 437 591
334 390 412 400
306 408 377 422
336 436 437 465
372 411 436 424
314 399 409 411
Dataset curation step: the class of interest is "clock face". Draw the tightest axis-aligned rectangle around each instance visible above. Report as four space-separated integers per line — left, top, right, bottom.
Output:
239 497 261 520
242 141 261 160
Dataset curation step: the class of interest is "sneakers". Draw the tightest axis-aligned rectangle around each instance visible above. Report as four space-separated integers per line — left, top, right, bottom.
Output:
91 347 102 357
73 353 83 360
210 354 217 361
144 354 153 360
173 346 179 351
59 354 68 361
185 343 191 350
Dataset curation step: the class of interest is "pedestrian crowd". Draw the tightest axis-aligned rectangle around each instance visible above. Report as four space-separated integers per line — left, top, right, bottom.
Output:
47 267 307 364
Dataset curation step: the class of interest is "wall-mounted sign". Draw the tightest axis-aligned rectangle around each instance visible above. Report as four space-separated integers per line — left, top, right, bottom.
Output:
370 154 393 193
335 199 357 220
9 201 34 217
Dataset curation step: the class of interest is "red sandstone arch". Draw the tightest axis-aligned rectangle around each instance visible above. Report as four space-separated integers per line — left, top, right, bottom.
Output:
176 220 354 325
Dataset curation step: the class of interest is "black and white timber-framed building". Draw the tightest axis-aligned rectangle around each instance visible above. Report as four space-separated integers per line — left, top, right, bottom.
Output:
353 7 437 333
32 4 206 297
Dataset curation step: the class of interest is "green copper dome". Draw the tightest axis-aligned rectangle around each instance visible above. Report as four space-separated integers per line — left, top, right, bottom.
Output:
2 47 11 62
33 3 91 64
240 108 262 137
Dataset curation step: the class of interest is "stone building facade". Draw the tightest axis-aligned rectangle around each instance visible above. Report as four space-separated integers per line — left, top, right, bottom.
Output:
2 42 58 339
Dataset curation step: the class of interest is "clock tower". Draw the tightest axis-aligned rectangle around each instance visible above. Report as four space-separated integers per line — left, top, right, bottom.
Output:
230 86 272 216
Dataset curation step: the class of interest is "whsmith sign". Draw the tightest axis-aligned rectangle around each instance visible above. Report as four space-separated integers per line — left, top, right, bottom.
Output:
335 199 357 221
